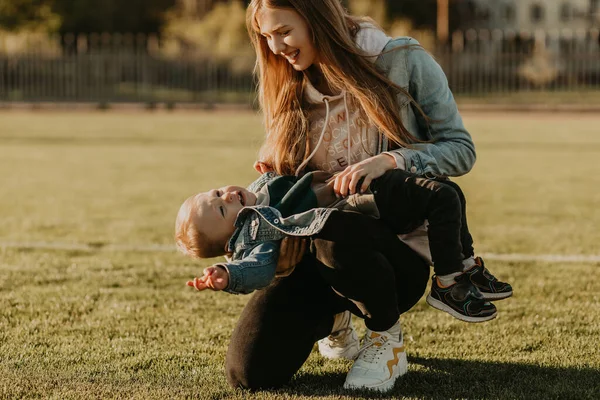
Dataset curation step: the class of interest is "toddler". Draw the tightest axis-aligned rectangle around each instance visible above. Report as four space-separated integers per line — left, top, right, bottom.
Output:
176 170 512 322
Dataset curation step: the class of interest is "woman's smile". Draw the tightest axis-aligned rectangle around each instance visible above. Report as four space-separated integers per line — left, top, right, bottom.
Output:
283 49 300 64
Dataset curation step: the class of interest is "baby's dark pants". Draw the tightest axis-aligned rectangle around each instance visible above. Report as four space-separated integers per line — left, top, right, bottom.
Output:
372 169 475 275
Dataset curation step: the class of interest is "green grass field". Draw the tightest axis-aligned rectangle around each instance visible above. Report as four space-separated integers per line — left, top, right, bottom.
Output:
1 111 599 399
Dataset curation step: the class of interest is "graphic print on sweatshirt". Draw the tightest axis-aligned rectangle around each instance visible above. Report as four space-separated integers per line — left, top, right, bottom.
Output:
307 106 379 173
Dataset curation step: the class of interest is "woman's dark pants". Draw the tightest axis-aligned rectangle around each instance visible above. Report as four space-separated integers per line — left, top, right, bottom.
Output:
226 210 429 390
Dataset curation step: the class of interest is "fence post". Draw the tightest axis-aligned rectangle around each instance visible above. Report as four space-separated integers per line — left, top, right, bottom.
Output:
0 35 5 101
591 29 600 89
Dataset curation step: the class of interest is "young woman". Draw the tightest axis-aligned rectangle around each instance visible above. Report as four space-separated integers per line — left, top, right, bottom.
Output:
225 0 478 393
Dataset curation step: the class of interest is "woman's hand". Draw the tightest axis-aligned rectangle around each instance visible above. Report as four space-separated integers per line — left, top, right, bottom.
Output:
186 266 229 291
277 237 308 272
254 161 274 174
333 154 396 197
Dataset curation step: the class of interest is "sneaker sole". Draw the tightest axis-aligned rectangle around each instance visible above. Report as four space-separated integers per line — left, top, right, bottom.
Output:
426 294 497 323
343 352 407 392
481 291 513 301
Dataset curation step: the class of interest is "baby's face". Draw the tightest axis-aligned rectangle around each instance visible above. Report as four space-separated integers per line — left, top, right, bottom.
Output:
192 186 258 246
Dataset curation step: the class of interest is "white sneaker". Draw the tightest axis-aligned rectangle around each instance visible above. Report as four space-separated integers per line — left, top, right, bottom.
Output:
343 319 407 392
318 311 360 360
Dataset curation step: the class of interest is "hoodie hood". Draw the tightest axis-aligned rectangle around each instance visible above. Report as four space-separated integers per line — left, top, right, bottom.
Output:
295 24 391 176
355 23 393 60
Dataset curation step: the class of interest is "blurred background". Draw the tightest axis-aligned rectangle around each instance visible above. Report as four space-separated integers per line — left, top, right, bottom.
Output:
0 0 599 107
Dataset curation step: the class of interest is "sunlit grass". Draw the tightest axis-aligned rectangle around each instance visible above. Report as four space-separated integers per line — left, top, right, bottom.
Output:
0 111 599 399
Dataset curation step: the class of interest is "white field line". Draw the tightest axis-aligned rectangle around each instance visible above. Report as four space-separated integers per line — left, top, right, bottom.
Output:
0 241 175 253
478 252 600 264
1 241 599 264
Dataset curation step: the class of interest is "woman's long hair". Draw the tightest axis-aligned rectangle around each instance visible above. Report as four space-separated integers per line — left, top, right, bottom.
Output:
247 0 422 175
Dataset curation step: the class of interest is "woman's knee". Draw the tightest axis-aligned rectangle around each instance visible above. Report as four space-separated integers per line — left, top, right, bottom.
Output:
225 264 336 390
225 356 286 390
225 319 301 390
225 355 252 389
225 326 320 390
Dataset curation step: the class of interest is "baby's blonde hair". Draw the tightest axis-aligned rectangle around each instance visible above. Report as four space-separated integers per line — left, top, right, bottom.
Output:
175 195 226 259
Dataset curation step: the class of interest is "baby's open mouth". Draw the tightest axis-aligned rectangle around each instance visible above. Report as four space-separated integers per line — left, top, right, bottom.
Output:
237 191 245 206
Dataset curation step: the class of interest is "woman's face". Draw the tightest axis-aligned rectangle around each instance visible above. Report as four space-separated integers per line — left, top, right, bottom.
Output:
257 7 318 71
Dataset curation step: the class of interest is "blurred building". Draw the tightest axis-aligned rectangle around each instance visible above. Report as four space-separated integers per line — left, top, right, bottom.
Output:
444 0 599 89
458 0 594 31
592 0 600 23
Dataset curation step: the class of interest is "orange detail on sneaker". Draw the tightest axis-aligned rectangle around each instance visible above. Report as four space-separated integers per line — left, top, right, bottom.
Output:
386 346 406 377
435 276 454 289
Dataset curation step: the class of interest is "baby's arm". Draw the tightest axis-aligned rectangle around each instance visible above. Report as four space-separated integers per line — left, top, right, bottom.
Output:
186 241 280 295
186 266 229 291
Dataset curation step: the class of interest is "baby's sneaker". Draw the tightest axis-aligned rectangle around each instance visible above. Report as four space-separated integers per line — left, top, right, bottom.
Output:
426 273 497 323
464 257 513 300
318 311 360 360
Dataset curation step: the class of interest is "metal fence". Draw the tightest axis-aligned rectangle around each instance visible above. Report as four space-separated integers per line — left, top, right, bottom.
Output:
1 29 599 106
0 33 255 106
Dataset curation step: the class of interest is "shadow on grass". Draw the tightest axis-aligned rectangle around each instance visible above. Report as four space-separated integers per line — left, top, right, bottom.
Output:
274 357 600 399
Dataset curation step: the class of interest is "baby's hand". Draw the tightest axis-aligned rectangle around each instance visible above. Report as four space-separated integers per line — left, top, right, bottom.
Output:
186 266 229 291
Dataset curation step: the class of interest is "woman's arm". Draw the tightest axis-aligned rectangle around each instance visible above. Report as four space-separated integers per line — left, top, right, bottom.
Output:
385 39 476 177
332 40 476 197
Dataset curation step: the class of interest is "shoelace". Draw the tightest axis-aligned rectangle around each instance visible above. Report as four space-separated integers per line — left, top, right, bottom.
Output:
326 327 354 346
357 335 389 364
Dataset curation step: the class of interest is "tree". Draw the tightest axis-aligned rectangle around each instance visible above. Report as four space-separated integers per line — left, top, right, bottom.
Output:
0 0 178 33
386 0 464 32
0 0 57 31
50 0 177 34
